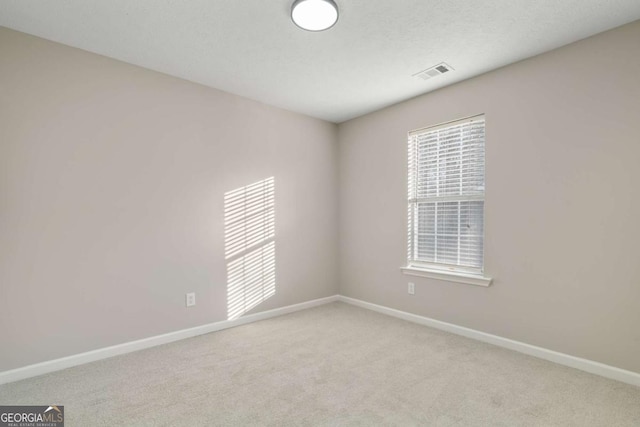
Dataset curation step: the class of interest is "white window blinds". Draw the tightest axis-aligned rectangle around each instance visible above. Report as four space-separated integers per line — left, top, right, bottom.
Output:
408 115 486 271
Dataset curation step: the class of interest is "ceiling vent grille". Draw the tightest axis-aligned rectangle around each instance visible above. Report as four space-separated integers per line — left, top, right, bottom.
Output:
413 63 454 81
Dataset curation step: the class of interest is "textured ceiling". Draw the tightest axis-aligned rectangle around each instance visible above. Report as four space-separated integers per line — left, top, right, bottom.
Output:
1 1 640 123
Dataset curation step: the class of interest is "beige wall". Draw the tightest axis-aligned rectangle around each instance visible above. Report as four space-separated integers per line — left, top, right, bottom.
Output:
2 20 640 376
0 27 338 372
338 21 640 373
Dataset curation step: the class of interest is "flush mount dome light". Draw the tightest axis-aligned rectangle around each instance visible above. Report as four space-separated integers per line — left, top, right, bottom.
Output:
291 0 339 32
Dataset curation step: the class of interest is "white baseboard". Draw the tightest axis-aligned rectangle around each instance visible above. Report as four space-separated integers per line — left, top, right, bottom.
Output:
337 295 640 388
4 294 638 388
0 295 339 385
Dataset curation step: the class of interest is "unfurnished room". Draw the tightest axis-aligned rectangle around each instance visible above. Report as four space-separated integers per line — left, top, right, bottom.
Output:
1 1 640 425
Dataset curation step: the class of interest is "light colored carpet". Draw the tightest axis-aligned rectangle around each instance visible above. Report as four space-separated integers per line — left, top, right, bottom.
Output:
1 302 639 426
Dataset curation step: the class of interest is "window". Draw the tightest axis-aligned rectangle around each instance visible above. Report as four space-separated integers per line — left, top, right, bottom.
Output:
405 115 490 286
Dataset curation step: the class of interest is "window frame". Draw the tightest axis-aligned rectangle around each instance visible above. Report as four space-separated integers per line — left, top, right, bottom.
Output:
404 114 492 287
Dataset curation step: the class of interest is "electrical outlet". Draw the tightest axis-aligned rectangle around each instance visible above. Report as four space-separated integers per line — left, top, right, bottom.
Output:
408 282 415 295
185 292 196 307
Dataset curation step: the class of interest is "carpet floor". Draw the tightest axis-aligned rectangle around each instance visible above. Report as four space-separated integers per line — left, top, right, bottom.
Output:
1 302 639 426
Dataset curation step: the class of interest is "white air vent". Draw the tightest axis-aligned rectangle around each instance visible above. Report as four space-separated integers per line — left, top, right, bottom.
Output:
413 63 454 81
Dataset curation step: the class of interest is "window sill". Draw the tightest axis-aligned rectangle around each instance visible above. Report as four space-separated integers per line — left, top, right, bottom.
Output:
401 266 492 287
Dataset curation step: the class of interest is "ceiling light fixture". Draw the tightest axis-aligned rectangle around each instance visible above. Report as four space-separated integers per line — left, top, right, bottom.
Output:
291 0 339 32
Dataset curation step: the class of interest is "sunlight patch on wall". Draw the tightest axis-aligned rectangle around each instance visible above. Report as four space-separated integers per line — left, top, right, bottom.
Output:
224 177 276 320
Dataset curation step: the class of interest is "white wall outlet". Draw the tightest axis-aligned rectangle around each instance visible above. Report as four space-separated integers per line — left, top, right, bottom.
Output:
185 292 196 307
408 282 415 295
